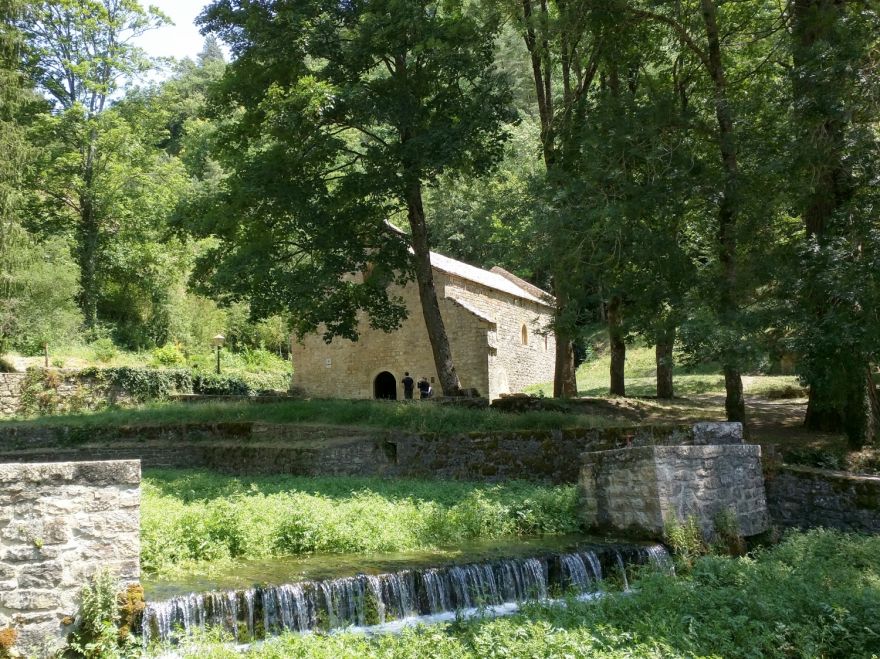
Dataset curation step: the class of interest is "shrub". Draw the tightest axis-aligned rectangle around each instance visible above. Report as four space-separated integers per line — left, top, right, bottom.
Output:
80 367 193 403
90 338 118 364
712 508 746 556
663 516 706 568
67 569 125 659
0 356 15 373
151 343 186 367
192 373 252 396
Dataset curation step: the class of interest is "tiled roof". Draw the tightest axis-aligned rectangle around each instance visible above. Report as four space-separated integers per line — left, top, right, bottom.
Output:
430 251 552 307
446 295 497 325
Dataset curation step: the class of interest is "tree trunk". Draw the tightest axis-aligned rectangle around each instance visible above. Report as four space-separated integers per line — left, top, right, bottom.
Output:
724 364 745 424
700 0 745 424
553 326 577 398
552 286 578 398
791 0 877 445
405 178 462 397
77 133 99 331
656 326 675 399
608 296 626 396
805 362 880 449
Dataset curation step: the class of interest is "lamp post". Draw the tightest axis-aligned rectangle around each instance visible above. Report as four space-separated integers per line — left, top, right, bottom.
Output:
212 334 225 374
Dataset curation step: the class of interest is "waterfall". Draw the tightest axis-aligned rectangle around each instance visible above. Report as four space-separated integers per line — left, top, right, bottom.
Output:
140 543 671 645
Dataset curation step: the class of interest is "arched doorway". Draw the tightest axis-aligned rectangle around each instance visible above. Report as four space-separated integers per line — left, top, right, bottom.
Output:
373 371 397 400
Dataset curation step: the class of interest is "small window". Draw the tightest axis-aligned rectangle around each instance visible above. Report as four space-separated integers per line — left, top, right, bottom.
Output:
521 324 528 346
544 335 548 351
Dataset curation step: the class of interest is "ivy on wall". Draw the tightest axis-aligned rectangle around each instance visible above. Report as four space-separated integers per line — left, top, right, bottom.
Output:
16 367 256 416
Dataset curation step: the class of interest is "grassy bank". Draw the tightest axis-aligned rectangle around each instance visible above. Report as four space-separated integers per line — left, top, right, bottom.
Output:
0 398 614 432
525 341 802 399
159 530 880 658
142 471 582 577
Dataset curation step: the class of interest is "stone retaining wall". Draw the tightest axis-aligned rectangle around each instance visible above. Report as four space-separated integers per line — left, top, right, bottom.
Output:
0 422 743 484
0 374 25 417
0 460 140 655
765 464 880 533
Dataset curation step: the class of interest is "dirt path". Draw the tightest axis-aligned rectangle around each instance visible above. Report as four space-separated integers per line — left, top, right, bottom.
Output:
584 393 846 452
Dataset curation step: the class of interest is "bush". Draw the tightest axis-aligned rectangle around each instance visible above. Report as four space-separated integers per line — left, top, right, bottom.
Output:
150 343 186 367
0 356 15 373
79 367 193 403
192 373 252 396
67 569 129 659
91 338 118 364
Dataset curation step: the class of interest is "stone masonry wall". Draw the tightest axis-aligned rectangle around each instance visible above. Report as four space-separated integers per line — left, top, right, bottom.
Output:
444 274 555 397
580 442 768 540
291 269 556 400
0 374 25 417
292 273 492 399
0 460 140 654
0 371 136 419
765 464 880 533
0 422 740 484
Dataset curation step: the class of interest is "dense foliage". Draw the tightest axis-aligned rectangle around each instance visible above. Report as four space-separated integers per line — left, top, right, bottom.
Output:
152 530 880 658
0 0 877 441
141 471 582 576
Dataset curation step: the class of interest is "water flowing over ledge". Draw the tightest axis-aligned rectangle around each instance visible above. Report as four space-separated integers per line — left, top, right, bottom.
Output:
140 541 671 645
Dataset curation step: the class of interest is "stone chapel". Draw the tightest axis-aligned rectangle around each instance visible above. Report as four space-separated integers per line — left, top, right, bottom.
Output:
290 251 556 400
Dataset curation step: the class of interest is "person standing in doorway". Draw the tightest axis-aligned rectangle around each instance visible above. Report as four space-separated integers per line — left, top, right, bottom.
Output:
402 372 415 400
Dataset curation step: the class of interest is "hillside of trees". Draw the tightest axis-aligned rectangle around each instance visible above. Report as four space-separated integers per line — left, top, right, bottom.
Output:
1 0 878 445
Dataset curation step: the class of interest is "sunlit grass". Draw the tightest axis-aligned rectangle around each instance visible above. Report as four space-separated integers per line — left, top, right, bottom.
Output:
141 470 582 577
0 397 616 432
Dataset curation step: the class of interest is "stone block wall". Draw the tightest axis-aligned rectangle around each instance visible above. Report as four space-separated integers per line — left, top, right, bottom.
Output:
0 460 140 654
0 370 137 419
765 464 880 533
0 374 25 417
292 273 493 399
579 443 768 540
444 273 556 397
0 421 744 485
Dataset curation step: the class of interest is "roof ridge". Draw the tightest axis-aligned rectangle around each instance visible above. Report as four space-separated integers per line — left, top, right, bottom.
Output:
489 266 554 302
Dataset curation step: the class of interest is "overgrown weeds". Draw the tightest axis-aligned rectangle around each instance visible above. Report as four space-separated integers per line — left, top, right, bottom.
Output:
141 471 582 576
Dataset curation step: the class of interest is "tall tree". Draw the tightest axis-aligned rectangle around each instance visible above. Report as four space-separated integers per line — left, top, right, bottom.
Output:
508 0 599 398
195 0 512 395
790 0 880 446
20 0 167 330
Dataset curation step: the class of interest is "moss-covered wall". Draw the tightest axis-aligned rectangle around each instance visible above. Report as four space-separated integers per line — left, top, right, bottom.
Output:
0 422 745 484
765 464 880 533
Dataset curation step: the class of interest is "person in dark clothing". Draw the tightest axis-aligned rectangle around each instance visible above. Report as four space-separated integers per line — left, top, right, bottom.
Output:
402 372 415 400
418 377 431 399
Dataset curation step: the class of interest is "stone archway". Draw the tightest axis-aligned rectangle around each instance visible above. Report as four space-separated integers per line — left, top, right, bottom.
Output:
373 371 397 400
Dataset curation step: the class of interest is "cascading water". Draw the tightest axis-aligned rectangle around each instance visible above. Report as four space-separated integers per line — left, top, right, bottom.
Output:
140 543 669 645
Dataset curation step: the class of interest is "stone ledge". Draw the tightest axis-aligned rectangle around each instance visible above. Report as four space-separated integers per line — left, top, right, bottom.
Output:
0 459 140 485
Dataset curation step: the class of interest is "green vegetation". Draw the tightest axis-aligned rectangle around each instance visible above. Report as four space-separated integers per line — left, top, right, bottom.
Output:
141 471 581 576
157 530 880 658
526 341 802 399
0 398 613 433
